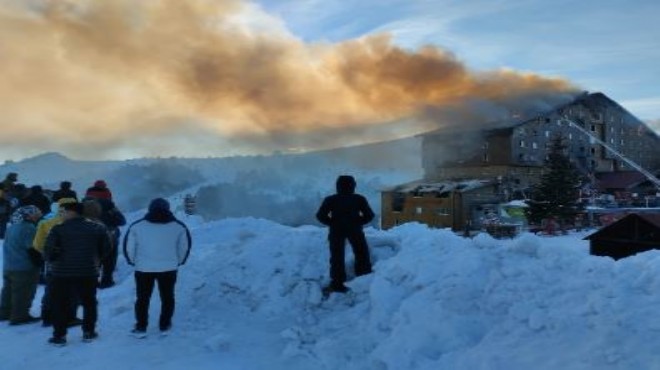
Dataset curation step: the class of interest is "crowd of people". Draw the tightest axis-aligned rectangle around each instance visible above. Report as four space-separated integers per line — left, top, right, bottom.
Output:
0 173 192 346
1 173 373 347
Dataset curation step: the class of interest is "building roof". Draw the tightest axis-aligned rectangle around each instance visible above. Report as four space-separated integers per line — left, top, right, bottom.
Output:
596 171 649 190
419 92 659 139
384 179 493 194
584 213 660 240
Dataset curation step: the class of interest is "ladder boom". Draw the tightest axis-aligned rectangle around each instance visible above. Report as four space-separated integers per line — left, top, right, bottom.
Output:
562 118 660 189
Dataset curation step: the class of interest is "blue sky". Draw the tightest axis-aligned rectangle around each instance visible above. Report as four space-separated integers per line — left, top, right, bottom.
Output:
257 0 660 120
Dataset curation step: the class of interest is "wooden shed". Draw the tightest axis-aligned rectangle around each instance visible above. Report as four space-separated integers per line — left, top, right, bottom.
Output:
380 179 501 231
584 213 660 260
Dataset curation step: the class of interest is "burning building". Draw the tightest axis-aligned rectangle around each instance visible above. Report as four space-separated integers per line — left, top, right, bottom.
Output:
382 92 660 231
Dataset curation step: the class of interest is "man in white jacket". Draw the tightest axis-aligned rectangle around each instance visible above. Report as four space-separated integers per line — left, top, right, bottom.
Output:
123 198 191 336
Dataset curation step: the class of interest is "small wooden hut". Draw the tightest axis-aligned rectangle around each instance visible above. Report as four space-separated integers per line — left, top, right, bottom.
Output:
585 213 660 260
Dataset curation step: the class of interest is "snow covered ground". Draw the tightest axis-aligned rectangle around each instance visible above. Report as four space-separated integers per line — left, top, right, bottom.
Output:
2 217 659 370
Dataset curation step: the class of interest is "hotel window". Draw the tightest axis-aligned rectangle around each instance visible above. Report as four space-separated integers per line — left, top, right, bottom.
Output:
620 139 624 145
568 133 573 140
590 147 596 155
545 131 550 138
610 138 614 144
415 207 423 215
519 140 526 148
590 125 596 132
532 142 538 149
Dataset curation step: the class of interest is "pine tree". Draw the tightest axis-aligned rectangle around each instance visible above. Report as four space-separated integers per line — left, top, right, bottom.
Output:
525 136 583 226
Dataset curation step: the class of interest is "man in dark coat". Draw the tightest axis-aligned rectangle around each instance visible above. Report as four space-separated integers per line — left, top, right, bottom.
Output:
316 175 375 293
1 173 18 194
82 196 126 289
44 202 111 346
22 185 51 216
52 181 78 202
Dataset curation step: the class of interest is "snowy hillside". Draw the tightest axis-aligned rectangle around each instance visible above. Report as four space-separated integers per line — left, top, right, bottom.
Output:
2 217 658 370
0 137 422 226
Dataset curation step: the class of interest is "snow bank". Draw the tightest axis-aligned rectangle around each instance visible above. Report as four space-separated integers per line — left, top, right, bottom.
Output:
3 218 660 370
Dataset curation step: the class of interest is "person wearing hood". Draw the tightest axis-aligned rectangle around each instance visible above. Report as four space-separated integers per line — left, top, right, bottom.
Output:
316 175 375 294
123 198 191 337
22 185 51 216
52 181 78 203
0 206 43 325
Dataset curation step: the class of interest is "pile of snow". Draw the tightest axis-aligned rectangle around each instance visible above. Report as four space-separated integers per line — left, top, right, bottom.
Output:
2 217 660 369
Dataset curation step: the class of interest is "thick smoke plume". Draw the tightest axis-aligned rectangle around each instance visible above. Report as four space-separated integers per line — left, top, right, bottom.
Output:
0 0 578 159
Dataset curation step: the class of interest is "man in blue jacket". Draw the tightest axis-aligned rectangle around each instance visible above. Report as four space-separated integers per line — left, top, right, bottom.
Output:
0 205 43 324
316 175 375 294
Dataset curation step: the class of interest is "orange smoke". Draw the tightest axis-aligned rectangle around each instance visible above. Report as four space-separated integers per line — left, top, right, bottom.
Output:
0 0 577 158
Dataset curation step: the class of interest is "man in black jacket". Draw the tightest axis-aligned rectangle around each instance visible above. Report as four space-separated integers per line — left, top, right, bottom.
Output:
93 198 126 289
22 185 51 216
44 202 111 346
316 175 375 293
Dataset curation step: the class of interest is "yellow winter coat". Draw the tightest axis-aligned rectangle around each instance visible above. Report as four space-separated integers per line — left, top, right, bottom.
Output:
33 216 64 253
32 197 78 253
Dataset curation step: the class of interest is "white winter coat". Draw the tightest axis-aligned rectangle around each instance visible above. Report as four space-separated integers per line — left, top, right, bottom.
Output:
124 219 191 272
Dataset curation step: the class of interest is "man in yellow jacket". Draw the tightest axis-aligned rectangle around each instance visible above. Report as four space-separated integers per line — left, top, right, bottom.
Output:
33 197 78 326
33 198 77 254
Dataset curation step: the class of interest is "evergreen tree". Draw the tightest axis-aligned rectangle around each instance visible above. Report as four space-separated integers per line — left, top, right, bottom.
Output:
525 136 584 225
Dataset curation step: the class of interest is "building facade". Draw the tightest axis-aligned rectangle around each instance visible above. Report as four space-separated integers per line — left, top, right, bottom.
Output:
382 92 660 231
423 92 660 181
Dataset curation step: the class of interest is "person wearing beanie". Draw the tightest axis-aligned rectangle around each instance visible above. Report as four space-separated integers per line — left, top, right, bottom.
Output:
44 202 111 346
316 175 375 294
52 181 78 203
0 205 43 325
123 198 191 337
85 180 113 201
33 197 80 327
83 180 124 289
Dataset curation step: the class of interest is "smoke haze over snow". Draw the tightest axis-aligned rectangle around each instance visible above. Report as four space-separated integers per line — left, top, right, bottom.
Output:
0 0 578 160
646 119 660 133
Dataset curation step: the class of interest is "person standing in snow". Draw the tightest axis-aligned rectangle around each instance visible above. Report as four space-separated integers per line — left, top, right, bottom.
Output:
52 181 78 203
44 202 111 346
33 197 80 327
316 175 375 293
0 206 43 325
123 198 191 337
84 181 126 288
